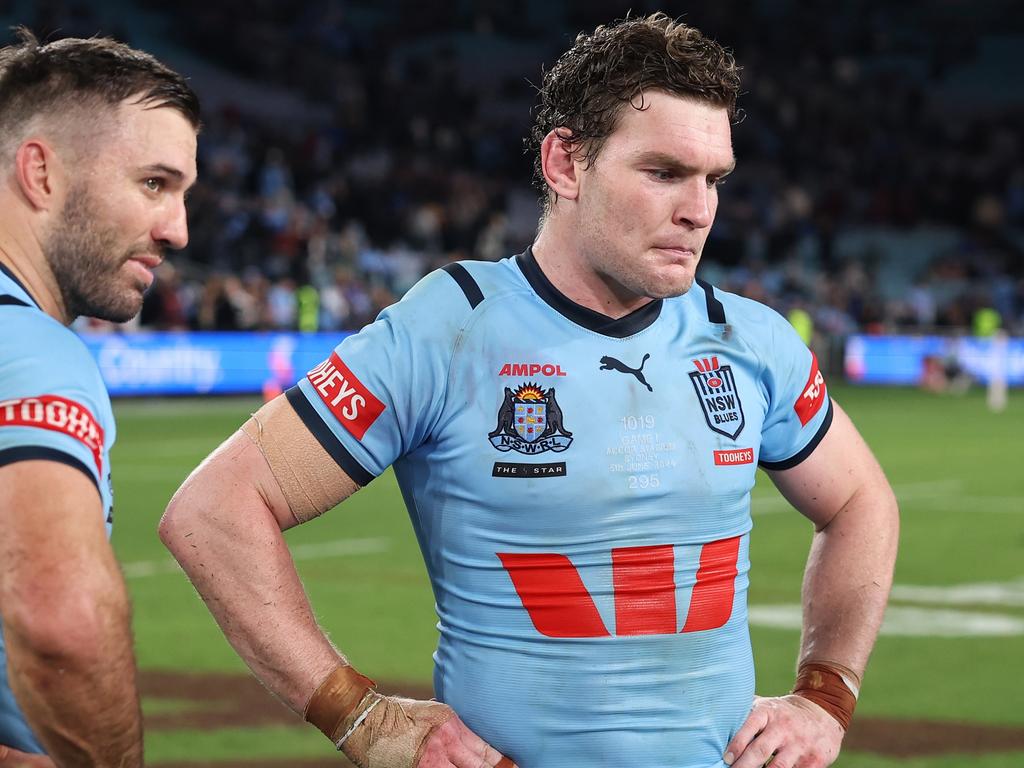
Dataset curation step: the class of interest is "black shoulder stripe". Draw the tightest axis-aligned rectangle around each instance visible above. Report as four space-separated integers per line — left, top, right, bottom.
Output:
695 279 726 324
759 399 834 471
284 386 376 487
442 263 484 309
0 295 30 307
0 446 100 492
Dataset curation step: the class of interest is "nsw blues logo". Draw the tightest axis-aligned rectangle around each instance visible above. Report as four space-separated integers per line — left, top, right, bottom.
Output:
689 356 745 439
489 383 573 454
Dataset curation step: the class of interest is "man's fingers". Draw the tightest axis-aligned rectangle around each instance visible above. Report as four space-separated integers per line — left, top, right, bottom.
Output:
724 706 769 764
446 719 514 768
415 714 512 768
730 727 781 768
727 695 844 768
760 743 799 768
445 715 515 768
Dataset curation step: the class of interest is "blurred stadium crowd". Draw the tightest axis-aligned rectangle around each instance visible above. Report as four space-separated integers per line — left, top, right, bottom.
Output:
6 0 1023 339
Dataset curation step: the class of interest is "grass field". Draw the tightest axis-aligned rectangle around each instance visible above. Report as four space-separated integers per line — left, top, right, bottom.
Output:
109 384 1024 766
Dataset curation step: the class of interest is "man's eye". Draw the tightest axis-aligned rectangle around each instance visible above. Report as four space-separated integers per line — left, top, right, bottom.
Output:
707 176 726 189
647 169 674 181
145 178 164 192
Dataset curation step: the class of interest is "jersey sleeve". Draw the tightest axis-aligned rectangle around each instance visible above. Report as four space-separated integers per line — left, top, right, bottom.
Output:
756 309 833 470
287 268 470 485
0 309 111 491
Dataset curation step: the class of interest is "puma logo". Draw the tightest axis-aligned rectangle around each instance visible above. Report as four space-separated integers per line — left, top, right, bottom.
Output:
599 354 653 392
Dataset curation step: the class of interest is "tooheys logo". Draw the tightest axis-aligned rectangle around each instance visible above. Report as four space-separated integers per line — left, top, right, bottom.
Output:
0 395 105 475
795 354 827 426
306 352 385 440
714 448 754 466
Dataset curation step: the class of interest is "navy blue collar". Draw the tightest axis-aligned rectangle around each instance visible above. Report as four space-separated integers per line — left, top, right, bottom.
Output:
0 260 41 309
515 247 662 338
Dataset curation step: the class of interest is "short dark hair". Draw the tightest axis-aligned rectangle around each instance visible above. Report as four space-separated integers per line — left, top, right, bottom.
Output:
528 13 740 207
0 27 200 151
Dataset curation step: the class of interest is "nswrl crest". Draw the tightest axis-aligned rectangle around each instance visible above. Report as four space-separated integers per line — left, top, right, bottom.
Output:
689 356 745 440
489 383 573 455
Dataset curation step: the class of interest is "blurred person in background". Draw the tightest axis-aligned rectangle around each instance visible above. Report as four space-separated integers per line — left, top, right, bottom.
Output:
0 29 199 766
161 13 897 768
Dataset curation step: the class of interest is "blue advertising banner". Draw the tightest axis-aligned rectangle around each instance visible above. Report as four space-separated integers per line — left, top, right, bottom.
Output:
78 331 1023 396
78 332 352 397
845 334 1024 386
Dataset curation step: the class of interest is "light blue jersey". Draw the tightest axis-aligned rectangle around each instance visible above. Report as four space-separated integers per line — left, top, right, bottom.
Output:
289 250 832 768
0 263 116 753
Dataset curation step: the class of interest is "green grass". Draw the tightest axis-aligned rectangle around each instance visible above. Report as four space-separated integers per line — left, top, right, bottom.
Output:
145 725 336 762
109 386 1024 766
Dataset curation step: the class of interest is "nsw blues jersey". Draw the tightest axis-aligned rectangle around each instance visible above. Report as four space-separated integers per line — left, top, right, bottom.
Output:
289 250 832 768
0 263 116 753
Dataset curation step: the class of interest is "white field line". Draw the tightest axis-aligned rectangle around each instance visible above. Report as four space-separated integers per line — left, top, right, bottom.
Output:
748 604 1024 637
753 578 1024 637
891 580 1024 607
122 537 390 579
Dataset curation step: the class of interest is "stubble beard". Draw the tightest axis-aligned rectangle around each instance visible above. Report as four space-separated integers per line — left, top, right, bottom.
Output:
581 182 698 304
590 239 699 303
44 185 153 323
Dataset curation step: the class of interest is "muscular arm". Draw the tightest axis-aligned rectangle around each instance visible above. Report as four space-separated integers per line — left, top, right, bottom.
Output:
726 401 899 768
160 396 514 768
769 400 899 679
158 423 353 711
0 462 142 768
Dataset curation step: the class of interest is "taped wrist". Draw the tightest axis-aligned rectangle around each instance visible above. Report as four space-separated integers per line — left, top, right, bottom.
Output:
791 660 861 730
304 665 377 743
304 666 456 768
340 695 455 768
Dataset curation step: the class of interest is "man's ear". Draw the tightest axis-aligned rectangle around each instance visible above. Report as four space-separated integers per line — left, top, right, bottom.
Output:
14 138 65 211
540 129 582 202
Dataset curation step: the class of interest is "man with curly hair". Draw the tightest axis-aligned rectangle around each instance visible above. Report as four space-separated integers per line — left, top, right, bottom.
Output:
162 14 897 768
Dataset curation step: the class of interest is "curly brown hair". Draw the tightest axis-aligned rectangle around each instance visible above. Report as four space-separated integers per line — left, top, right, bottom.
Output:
528 13 741 209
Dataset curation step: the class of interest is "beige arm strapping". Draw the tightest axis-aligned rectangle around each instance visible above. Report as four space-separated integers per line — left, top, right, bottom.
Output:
239 395 359 525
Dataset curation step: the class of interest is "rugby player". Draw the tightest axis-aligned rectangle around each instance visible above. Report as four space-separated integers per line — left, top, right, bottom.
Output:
0 30 199 765
161 14 897 768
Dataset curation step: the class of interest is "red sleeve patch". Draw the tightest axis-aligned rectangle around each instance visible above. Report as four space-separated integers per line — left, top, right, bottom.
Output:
306 352 386 441
0 395 105 475
794 353 827 426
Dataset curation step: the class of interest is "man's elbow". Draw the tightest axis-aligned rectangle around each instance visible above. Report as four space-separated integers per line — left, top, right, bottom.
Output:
5 581 130 667
159 475 205 556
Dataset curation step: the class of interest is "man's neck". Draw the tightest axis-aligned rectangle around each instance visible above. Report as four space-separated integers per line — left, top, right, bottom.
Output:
0 224 69 325
531 227 655 320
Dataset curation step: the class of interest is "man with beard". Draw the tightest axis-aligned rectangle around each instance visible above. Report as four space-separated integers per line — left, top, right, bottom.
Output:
0 29 199 766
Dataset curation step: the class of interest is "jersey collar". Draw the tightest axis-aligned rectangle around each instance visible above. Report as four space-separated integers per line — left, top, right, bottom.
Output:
515 247 662 338
0 260 41 310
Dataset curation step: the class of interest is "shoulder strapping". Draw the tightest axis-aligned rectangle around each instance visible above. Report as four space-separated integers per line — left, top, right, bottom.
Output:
0 295 30 308
442 263 484 309
695 279 726 323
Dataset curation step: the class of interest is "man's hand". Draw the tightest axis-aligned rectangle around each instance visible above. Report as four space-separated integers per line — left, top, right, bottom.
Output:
0 745 56 767
724 695 843 768
342 695 516 768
